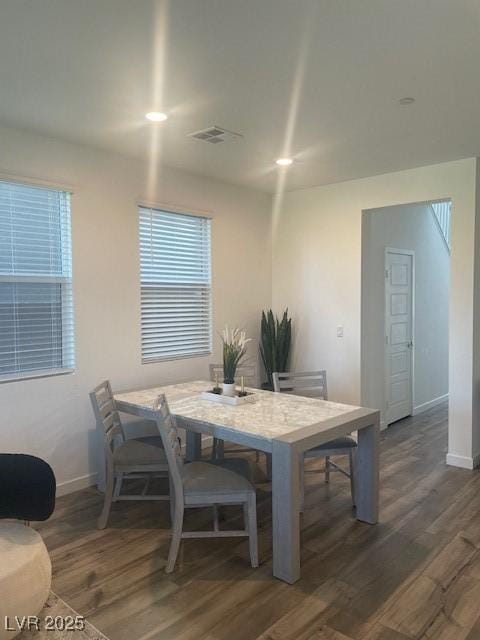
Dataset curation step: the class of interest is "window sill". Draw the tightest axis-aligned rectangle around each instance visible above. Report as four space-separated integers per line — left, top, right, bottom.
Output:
0 368 75 385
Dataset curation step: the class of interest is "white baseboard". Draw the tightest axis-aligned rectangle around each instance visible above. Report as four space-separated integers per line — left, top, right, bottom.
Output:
413 393 449 416
446 452 480 470
56 472 98 497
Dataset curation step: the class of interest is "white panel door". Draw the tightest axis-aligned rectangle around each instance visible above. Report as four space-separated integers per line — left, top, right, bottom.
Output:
385 249 413 425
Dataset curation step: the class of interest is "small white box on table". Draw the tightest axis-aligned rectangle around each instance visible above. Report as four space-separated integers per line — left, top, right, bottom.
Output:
200 391 257 406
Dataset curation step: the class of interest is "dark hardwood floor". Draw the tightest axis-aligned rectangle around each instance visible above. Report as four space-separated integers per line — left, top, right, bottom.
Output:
37 402 480 640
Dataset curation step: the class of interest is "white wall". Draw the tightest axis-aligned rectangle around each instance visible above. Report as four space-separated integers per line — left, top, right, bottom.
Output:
272 158 480 468
362 202 450 425
2 122 479 484
0 125 272 493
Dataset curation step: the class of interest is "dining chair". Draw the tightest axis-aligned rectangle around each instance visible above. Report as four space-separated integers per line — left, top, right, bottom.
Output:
273 370 357 505
208 364 261 462
143 395 258 573
90 381 170 529
101 380 164 444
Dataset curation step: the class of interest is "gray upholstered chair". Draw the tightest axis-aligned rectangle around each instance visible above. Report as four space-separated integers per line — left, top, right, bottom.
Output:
141 395 258 573
273 370 357 505
208 364 262 462
90 381 170 529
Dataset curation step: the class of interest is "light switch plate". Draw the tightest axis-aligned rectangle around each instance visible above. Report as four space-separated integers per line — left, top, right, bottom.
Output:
337 326 344 338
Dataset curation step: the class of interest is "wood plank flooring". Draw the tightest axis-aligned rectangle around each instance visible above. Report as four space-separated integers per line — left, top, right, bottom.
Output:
36 403 480 640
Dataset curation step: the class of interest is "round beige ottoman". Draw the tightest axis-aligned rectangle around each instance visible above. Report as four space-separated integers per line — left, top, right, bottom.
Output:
0 522 51 640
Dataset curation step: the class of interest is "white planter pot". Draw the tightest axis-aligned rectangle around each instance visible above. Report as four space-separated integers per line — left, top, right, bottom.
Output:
222 382 236 397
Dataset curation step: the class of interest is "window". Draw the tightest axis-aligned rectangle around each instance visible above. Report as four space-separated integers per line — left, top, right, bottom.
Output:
139 206 212 362
0 180 74 381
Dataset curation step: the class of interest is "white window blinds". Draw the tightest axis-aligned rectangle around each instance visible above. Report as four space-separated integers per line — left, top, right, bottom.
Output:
139 206 212 362
0 180 74 381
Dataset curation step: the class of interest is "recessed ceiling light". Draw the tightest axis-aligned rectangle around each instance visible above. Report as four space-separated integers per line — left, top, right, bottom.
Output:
276 157 293 166
398 97 415 105
145 111 168 122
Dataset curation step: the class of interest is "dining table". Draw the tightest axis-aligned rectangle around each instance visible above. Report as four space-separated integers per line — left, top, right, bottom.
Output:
115 380 380 584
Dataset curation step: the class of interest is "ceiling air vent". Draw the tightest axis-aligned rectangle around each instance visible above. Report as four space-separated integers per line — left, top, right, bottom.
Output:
188 126 243 144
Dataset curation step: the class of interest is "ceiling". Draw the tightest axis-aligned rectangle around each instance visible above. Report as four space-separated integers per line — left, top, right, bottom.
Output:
1 0 480 192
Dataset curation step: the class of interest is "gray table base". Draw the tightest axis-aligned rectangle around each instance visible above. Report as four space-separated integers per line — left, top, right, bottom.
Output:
185 420 379 584
186 431 202 462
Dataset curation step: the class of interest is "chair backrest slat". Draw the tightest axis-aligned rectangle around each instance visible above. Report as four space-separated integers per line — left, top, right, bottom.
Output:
209 363 257 387
273 370 328 400
142 395 185 508
90 381 124 461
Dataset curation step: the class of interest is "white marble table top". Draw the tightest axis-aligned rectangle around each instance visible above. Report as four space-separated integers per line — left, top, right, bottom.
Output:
115 380 364 442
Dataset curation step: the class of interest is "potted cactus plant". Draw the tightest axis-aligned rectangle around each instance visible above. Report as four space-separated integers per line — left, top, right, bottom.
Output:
260 309 292 390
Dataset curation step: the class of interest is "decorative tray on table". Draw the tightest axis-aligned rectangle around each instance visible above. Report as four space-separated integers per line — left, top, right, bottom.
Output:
200 390 257 406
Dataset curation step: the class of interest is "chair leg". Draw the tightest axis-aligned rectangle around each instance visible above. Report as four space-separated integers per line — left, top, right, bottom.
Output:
265 452 272 481
97 469 115 530
166 503 184 573
299 453 305 512
349 449 356 507
141 476 150 496
245 493 258 568
212 438 225 461
113 472 123 499
213 505 220 531
325 456 331 483
168 474 175 524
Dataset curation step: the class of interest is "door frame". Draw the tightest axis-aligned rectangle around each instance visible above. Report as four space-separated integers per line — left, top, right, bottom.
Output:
384 247 415 425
